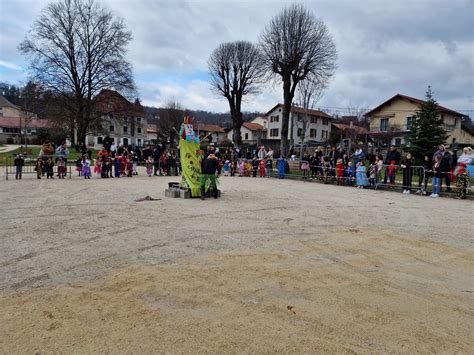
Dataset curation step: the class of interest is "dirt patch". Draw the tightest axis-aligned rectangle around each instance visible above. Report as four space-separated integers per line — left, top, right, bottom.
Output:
1 229 472 353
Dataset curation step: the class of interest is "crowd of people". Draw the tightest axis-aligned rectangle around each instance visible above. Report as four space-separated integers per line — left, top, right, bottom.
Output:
11 139 473 200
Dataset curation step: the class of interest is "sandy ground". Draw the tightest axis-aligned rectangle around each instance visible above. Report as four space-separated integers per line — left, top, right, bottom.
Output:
0 169 473 353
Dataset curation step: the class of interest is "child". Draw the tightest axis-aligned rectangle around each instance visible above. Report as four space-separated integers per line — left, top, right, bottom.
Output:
75 157 82 176
146 156 153 177
376 155 384 185
82 155 91 179
46 157 55 179
223 160 230 176
230 160 237 177
335 158 344 185
57 157 67 179
114 155 121 178
368 161 377 187
126 156 133 177
101 156 108 178
454 162 469 199
431 155 443 198
356 160 369 188
259 158 266 178
94 157 102 176
238 159 245 177
388 160 397 189
401 152 414 194
35 158 43 179
252 157 259 177
245 160 252 177
345 162 355 186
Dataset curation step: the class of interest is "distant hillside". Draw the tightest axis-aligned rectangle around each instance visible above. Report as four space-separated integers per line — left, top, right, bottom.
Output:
144 106 263 128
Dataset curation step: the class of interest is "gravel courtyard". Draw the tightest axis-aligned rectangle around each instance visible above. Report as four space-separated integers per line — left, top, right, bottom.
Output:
0 171 472 353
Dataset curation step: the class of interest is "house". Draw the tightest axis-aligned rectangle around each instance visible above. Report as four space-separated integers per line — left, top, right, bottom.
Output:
331 122 370 149
227 122 266 145
195 123 225 144
146 124 159 144
86 90 147 149
364 93 473 148
0 95 52 144
265 104 333 145
0 95 37 119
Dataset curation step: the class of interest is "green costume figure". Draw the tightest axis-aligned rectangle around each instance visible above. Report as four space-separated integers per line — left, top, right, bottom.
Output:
200 153 221 200
454 162 469 199
456 171 469 199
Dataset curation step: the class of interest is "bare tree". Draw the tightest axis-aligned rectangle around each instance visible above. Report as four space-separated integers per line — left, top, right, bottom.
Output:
295 78 326 159
260 4 336 157
208 41 265 147
19 0 135 146
158 98 185 148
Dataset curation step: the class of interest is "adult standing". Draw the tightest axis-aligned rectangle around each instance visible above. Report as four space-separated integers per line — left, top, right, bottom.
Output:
110 142 117 157
383 145 401 184
257 146 267 160
433 144 452 192
457 147 473 165
200 153 221 200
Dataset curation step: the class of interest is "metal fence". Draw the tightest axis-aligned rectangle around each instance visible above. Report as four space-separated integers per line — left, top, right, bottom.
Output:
4 156 73 180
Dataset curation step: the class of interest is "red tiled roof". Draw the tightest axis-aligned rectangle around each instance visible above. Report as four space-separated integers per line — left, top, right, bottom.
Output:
0 117 54 129
332 123 368 135
196 123 225 133
243 122 264 131
364 93 466 118
265 103 332 119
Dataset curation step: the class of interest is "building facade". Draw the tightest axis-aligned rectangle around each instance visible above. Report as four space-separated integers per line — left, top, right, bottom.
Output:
365 94 473 148
265 104 333 146
226 122 265 145
85 90 147 149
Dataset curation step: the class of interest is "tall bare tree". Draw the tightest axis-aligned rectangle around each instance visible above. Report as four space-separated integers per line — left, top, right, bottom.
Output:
19 0 135 145
260 4 336 157
158 98 185 148
208 41 265 147
295 78 326 159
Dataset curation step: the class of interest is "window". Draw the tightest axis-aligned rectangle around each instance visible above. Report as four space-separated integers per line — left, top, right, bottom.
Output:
297 114 302 122
297 128 303 137
137 127 142 134
395 138 402 146
321 130 328 139
109 125 114 132
123 126 128 133
310 116 317 124
441 115 444 123
245 133 249 140
3 127 20 133
380 118 389 131
452 138 456 144
137 139 142 146
454 118 458 127
270 115 279 123
270 128 279 137
310 129 317 138
322 118 329 125
107 102 112 109
137 117 141 123
97 137 103 144
406 116 416 130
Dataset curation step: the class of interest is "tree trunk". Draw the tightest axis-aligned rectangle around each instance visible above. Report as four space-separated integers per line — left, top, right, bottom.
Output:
229 98 243 148
280 78 292 158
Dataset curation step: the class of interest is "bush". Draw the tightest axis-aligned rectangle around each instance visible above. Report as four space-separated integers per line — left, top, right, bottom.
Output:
6 137 14 144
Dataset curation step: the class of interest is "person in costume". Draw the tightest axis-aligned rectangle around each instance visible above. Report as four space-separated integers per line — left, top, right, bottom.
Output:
45 157 55 179
146 156 153 177
57 156 67 179
114 155 121 178
200 153 221 200
82 155 91 179
356 160 368 188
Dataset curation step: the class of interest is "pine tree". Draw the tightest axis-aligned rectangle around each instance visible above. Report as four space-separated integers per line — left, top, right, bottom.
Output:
409 86 448 161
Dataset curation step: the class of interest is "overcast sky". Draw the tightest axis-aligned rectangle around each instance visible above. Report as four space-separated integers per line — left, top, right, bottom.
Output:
0 0 473 116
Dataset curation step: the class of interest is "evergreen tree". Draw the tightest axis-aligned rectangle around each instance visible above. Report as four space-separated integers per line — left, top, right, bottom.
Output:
409 86 448 161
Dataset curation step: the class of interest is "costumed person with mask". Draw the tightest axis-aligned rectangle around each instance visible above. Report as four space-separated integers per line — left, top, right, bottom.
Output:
200 153 221 200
